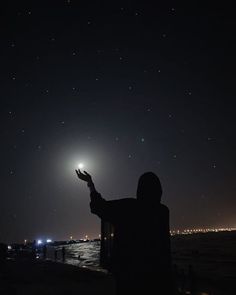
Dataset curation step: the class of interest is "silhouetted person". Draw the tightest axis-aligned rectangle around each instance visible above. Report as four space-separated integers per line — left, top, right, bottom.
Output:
76 170 174 295
62 246 66 262
43 244 47 260
54 249 58 260
0 243 7 272
32 240 37 259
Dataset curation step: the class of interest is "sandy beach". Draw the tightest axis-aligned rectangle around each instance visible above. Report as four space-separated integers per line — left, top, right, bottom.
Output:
0 259 116 295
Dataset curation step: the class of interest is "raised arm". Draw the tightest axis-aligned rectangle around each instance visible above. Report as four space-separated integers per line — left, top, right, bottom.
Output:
75 170 118 222
75 169 105 212
75 169 97 194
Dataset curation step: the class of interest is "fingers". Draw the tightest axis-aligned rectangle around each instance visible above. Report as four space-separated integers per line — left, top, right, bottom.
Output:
75 169 92 181
78 169 84 176
84 171 91 177
75 169 83 178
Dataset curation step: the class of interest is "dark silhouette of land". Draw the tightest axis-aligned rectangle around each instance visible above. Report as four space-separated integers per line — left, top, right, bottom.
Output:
0 259 116 295
76 170 174 294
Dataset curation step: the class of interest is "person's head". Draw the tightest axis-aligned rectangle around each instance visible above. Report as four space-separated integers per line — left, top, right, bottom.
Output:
136 172 162 203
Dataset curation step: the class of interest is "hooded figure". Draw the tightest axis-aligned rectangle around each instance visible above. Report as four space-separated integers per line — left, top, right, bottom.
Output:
78 171 173 294
136 172 163 202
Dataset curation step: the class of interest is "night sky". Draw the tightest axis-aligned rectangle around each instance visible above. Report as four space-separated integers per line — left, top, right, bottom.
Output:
1 1 235 243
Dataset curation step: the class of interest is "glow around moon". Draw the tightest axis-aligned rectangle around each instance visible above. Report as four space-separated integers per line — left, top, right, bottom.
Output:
78 163 84 169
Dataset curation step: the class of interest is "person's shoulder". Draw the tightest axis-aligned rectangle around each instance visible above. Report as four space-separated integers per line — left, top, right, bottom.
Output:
160 203 170 213
108 197 136 208
111 197 136 204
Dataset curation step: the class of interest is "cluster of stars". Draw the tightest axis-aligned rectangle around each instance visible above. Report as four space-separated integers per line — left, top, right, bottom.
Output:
3 2 234 242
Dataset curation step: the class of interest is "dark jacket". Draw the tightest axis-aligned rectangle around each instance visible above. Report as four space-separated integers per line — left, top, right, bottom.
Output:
90 191 171 275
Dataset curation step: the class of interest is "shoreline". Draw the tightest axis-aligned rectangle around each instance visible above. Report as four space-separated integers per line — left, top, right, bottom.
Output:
0 259 116 295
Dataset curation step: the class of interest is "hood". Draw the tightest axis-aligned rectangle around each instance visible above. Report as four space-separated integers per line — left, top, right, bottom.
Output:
136 172 162 203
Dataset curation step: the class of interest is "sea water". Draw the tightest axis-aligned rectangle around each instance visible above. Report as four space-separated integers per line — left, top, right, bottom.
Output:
45 241 102 270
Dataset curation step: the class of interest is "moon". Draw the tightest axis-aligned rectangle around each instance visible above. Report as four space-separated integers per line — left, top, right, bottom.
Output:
78 163 84 169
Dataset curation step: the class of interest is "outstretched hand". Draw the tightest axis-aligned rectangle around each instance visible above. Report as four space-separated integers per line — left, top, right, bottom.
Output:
75 169 93 183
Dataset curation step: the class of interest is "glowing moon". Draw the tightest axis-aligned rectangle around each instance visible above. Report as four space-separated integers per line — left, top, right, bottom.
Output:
78 163 84 169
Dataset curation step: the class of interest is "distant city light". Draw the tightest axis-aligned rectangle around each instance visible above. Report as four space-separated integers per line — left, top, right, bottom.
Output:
37 239 42 245
170 227 236 236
